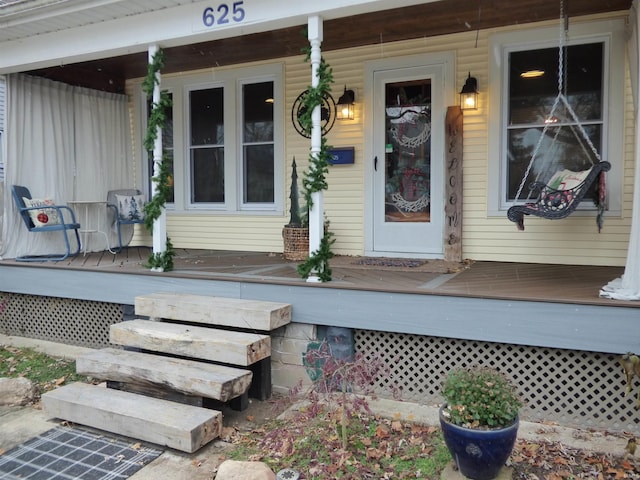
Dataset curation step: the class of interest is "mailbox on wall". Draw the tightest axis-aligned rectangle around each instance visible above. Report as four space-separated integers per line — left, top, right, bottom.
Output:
328 147 355 165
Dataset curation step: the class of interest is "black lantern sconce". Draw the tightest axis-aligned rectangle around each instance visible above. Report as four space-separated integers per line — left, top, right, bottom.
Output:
336 86 355 120
459 73 479 110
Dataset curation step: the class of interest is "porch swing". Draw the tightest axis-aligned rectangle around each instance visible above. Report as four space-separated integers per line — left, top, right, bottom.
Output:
506 0 611 231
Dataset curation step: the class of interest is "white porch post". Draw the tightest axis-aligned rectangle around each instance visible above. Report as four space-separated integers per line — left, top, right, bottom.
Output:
307 15 324 283
600 0 640 300
148 44 167 256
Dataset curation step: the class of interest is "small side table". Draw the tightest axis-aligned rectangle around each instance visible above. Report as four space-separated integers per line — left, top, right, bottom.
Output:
67 201 115 255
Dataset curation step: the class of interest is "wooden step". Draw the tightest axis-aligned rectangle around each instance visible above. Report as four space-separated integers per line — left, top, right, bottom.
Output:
135 292 291 331
41 382 221 453
76 348 252 402
110 319 271 366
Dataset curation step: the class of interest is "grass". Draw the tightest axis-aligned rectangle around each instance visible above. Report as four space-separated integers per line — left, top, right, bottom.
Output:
0 345 87 396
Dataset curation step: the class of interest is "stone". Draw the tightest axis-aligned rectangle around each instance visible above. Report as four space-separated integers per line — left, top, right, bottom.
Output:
215 460 276 480
0 377 37 406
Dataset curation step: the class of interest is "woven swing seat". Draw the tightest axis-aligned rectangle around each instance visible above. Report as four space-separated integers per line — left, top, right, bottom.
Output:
507 161 610 230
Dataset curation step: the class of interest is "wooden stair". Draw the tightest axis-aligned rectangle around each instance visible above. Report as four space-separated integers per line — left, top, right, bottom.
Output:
76 348 253 402
42 293 291 452
41 382 221 453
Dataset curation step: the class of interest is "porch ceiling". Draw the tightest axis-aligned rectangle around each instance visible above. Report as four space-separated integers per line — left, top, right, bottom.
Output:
24 0 632 93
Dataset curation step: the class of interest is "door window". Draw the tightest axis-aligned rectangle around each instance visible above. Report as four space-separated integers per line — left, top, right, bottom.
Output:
384 80 432 223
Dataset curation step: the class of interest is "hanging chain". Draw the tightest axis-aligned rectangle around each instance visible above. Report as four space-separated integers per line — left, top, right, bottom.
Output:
514 0 600 202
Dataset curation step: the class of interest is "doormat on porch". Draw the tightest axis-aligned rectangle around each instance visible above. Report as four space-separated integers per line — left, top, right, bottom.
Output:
0 426 163 480
353 258 426 268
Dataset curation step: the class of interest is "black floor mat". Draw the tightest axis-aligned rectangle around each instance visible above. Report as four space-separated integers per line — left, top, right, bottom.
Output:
0 426 163 479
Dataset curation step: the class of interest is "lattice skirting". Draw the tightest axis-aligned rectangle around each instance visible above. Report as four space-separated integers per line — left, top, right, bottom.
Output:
0 292 637 435
0 292 123 348
355 330 640 435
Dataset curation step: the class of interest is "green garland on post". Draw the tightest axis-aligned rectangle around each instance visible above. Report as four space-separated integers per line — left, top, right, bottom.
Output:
142 49 175 272
296 49 336 281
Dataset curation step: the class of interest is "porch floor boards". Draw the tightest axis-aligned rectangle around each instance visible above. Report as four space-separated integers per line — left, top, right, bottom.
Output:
1 247 635 308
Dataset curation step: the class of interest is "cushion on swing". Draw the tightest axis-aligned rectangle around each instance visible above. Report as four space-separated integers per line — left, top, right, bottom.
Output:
545 167 592 192
507 161 610 231
531 167 593 211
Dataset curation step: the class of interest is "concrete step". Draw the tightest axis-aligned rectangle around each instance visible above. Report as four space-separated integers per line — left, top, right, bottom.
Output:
110 319 271 366
41 382 221 453
134 292 291 331
76 348 252 402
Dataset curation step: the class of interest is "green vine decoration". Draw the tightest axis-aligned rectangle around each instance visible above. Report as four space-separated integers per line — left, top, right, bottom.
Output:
299 51 334 210
297 231 335 282
142 48 175 271
145 238 175 271
297 47 336 281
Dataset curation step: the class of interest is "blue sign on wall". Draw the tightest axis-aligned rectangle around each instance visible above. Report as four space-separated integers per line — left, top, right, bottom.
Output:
328 147 355 165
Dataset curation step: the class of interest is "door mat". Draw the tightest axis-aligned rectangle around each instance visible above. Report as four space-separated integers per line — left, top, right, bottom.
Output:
353 258 426 268
0 426 163 480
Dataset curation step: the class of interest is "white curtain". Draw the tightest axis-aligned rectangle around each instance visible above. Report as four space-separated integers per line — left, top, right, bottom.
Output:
0 74 134 259
600 0 640 300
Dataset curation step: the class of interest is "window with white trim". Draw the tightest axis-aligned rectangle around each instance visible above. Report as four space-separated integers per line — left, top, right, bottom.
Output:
488 20 624 215
147 92 174 203
141 64 283 214
189 86 225 203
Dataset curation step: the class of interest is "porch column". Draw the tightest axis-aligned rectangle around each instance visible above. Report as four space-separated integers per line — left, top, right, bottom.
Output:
307 15 323 283
148 44 167 255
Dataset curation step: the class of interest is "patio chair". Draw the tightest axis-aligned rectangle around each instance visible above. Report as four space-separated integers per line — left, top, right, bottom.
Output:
11 185 82 262
106 189 146 252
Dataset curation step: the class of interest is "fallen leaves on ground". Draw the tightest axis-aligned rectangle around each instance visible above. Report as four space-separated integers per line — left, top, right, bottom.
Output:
231 411 450 479
509 439 640 479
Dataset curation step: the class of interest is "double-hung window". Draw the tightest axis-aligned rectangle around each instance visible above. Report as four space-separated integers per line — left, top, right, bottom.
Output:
147 92 174 204
241 81 275 206
143 64 283 214
189 87 225 204
488 20 624 215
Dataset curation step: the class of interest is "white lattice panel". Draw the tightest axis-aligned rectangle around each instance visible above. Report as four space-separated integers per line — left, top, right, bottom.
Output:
0 292 122 348
355 330 640 435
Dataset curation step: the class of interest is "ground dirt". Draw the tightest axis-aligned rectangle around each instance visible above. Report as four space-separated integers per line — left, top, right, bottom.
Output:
214 395 640 479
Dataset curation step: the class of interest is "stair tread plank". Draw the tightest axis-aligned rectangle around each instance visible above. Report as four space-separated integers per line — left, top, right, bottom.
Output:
135 292 291 331
41 382 221 453
110 320 270 366
77 348 252 402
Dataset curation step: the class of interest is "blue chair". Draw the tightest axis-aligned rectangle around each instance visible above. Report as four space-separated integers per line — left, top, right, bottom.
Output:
106 189 146 253
11 185 81 262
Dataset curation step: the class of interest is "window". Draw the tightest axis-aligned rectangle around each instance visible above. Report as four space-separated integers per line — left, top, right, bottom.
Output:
507 43 603 202
488 20 624 215
241 81 274 205
189 87 224 203
142 64 283 214
147 93 174 203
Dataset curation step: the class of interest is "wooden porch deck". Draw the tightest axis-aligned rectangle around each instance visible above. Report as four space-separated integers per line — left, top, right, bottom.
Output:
2 247 635 309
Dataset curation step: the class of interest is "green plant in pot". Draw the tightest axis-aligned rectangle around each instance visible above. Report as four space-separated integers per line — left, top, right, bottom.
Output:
440 366 523 480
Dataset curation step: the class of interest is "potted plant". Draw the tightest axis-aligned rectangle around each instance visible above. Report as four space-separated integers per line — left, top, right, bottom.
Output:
439 366 523 480
283 157 309 261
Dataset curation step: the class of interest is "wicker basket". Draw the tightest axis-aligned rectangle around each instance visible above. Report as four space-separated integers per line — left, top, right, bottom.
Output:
283 226 309 261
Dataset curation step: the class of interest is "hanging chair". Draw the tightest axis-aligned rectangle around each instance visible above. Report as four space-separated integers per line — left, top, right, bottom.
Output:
507 160 610 230
507 0 609 231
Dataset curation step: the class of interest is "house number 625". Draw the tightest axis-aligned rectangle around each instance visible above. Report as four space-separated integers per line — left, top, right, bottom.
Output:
202 2 246 28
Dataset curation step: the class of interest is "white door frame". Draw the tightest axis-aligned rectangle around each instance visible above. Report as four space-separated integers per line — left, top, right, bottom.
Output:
364 52 456 258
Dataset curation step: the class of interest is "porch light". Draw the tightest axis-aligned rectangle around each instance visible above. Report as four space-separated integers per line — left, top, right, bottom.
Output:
336 86 355 120
459 73 478 110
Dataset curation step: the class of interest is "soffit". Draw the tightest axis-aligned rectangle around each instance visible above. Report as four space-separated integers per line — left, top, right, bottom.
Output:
5 0 633 93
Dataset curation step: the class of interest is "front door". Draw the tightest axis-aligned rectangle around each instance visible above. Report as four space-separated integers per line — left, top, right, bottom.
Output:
369 59 449 257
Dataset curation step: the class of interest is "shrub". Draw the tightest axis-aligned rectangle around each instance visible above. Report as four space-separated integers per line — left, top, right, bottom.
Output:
441 366 523 429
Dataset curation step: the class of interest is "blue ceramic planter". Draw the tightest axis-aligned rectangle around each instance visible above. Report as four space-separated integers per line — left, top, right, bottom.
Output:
439 405 519 480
